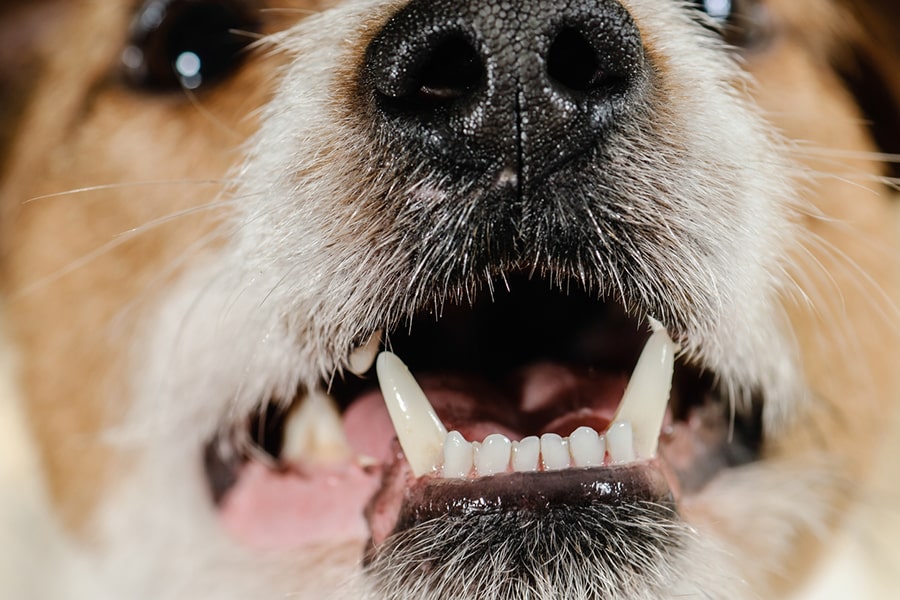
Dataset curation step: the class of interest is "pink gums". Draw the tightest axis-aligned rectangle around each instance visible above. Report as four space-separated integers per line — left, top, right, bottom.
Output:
219 392 397 549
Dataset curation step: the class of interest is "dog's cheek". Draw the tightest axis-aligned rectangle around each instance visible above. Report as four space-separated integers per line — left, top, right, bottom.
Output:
0 11 278 533
692 3 900 595
756 3 900 481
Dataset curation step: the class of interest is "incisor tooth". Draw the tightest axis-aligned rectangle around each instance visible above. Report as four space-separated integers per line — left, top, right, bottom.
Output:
512 436 540 472
475 433 511 476
541 433 570 470
376 352 448 477
281 389 351 465
611 323 677 458
607 421 635 464
443 431 473 478
569 426 605 467
348 330 382 375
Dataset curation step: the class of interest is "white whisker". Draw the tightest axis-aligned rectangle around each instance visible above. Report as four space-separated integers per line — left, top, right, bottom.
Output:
12 197 241 298
181 87 245 140
23 179 238 204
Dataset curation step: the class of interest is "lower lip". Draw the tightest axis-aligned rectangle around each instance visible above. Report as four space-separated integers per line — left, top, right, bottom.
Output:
217 385 685 552
369 461 675 549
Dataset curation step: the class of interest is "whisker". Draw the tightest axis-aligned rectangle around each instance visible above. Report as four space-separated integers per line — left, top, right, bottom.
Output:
783 150 899 194
11 196 245 298
109 223 232 335
801 169 898 191
792 242 872 383
818 243 899 331
259 7 319 17
181 86 244 140
228 28 266 43
792 145 900 164
24 179 238 204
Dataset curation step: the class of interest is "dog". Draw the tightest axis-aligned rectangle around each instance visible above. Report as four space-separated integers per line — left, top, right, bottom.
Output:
1 0 899 598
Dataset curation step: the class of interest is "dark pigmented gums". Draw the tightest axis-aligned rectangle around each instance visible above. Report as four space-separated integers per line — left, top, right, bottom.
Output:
396 464 673 528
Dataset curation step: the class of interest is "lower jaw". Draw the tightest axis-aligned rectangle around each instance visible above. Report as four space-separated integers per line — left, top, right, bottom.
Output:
213 380 752 553
217 449 694 600
216 436 686 552
366 460 676 552
362 463 686 600
211 311 759 553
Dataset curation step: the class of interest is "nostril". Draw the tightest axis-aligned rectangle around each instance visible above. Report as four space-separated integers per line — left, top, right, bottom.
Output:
547 27 627 94
548 28 598 92
414 35 484 102
369 27 485 111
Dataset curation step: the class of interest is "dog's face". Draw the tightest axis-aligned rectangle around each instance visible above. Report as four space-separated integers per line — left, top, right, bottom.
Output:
2 0 900 598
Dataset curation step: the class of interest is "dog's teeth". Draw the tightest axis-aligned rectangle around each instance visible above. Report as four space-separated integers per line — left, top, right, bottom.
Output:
569 426 605 467
443 431 474 478
540 433 570 470
281 389 351 465
376 352 448 477
611 323 677 458
475 433 512 476
348 329 382 375
512 436 540 472
606 421 636 464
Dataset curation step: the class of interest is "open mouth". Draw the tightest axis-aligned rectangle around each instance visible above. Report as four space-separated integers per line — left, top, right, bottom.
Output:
206 274 763 560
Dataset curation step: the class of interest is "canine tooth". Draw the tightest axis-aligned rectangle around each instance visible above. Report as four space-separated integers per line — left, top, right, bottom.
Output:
281 390 351 465
540 433 570 470
607 421 636 464
512 436 540 472
612 324 677 458
475 434 512 476
443 431 474 479
569 426 605 467
348 330 382 375
376 352 448 477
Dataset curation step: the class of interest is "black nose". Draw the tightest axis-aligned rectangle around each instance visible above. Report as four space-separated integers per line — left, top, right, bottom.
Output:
363 0 647 187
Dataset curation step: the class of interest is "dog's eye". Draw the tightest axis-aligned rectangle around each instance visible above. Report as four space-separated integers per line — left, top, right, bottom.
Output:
690 0 773 51
121 0 259 92
694 0 733 22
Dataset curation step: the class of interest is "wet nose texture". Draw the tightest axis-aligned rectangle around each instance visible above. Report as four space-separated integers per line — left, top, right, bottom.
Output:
363 0 647 192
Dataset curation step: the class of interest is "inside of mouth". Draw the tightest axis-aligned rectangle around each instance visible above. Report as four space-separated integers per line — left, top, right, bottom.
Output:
206 274 764 549
339 276 653 442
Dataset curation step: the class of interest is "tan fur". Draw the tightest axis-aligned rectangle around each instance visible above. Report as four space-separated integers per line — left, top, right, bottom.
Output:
1 0 898 598
0 1 288 529
751 1 900 589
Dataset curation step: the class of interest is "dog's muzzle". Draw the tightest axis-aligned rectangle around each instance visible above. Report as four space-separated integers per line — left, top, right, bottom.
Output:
212 0 775 596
